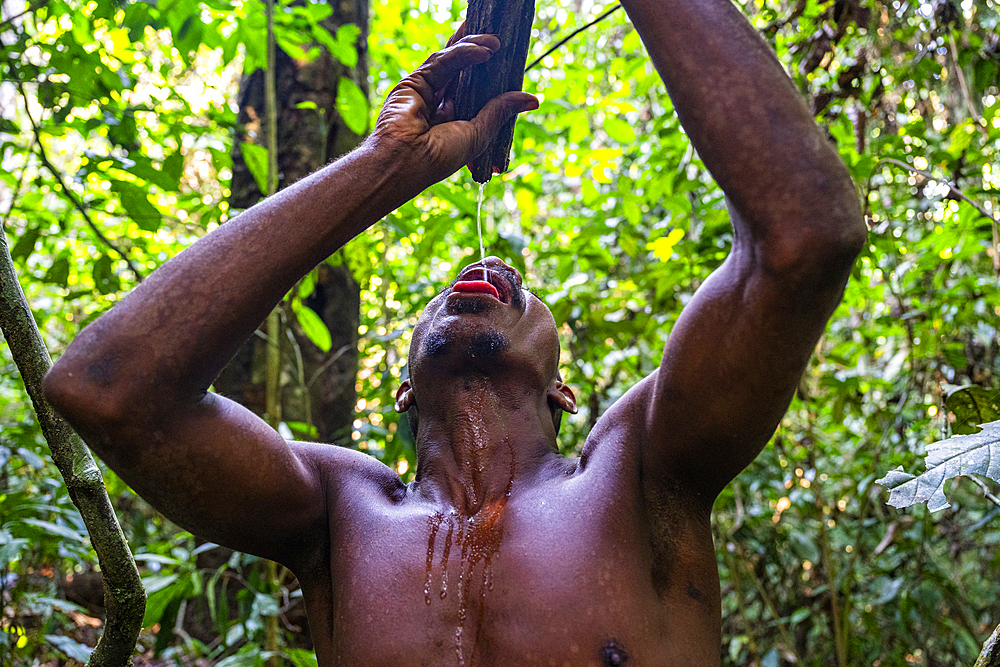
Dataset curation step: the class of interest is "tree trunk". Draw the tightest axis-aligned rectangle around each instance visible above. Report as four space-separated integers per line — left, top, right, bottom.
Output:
454 0 535 182
976 621 1000 667
217 0 368 444
0 230 145 667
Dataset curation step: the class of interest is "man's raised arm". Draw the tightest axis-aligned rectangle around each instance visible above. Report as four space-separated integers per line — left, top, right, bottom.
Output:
42 36 537 564
617 0 867 499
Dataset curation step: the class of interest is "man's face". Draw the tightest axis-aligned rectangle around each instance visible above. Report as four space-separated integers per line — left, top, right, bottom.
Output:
407 256 561 393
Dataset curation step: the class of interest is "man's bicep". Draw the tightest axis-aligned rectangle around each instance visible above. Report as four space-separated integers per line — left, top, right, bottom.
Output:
98 393 329 564
642 249 846 498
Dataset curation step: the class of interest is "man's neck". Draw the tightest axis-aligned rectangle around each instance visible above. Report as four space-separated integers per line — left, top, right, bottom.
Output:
411 376 564 516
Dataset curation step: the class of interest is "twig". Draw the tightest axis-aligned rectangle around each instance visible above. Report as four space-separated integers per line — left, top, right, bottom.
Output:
947 30 988 139
525 3 623 72
970 475 1000 510
734 542 802 663
868 157 997 222
867 157 999 282
0 0 51 31
16 82 144 281
0 167 27 231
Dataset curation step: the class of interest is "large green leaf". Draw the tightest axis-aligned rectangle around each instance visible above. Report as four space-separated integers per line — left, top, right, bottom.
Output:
295 304 332 353
877 420 1000 511
240 142 269 195
336 77 368 135
110 180 162 232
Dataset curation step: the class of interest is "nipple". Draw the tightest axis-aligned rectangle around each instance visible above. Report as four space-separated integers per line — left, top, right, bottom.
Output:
601 640 630 667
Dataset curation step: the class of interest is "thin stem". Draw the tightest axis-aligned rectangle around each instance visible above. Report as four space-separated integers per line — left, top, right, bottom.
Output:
735 542 801 663
867 157 999 282
869 157 997 222
525 4 622 72
947 30 987 138
0 0 51 31
970 475 1000 510
263 0 282 662
0 167 27 231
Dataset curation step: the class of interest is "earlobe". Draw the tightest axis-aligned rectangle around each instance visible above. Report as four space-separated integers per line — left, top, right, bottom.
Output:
548 381 578 414
395 380 415 413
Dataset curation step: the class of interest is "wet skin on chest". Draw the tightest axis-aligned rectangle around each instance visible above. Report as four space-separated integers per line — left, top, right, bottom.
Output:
298 454 722 667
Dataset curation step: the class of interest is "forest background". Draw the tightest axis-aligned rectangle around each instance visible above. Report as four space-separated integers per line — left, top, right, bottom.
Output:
1 0 999 664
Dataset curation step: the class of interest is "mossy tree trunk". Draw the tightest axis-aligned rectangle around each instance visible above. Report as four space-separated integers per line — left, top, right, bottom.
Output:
0 230 145 667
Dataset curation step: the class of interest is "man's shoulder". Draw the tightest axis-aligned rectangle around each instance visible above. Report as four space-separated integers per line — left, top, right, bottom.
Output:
292 440 405 501
578 372 658 470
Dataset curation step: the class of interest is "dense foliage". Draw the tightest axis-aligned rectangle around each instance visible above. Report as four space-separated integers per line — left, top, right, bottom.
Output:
2 0 999 664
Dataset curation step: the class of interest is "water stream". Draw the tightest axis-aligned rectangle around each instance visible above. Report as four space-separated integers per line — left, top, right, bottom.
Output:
476 182 486 278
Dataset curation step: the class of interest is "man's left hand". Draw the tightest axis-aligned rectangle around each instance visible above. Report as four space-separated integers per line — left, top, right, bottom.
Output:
366 34 538 187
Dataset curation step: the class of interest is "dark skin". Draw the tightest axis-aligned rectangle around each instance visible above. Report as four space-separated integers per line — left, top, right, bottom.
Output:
43 0 867 664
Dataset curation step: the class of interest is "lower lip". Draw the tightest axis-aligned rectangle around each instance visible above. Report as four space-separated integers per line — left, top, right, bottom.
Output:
453 280 500 300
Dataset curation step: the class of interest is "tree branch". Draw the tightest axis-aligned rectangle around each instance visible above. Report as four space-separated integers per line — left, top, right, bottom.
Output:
17 82 144 282
976 621 1000 667
0 230 145 667
0 0 51 31
525 3 622 72
866 157 1000 282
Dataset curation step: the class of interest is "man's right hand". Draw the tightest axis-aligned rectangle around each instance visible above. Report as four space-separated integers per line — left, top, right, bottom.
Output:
366 34 538 188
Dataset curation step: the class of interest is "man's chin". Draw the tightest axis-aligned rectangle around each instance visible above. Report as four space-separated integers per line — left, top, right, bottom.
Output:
423 329 509 360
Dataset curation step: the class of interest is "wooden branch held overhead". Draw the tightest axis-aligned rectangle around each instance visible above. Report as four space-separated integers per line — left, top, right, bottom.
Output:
454 0 536 183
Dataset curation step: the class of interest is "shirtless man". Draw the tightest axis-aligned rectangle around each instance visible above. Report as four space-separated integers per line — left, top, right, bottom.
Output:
42 0 867 662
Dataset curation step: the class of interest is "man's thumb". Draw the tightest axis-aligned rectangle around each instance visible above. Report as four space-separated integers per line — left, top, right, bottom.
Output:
467 92 539 158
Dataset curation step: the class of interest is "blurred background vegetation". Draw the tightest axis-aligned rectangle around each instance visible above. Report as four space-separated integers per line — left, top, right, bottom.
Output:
1 0 999 664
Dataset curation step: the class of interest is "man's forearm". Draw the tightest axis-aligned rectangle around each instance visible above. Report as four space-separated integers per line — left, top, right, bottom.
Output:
46 144 413 421
44 34 537 429
622 0 863 244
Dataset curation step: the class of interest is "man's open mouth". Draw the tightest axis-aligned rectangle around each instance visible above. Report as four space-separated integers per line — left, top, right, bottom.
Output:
452 266 515 305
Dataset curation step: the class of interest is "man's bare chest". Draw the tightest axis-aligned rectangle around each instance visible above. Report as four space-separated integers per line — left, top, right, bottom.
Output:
311 476 720 667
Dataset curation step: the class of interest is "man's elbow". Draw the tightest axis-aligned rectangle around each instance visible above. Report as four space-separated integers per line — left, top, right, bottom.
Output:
43 356 126 432
761 189 868 285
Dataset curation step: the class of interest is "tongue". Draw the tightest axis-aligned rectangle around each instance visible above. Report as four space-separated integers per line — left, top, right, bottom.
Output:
453 280 500 300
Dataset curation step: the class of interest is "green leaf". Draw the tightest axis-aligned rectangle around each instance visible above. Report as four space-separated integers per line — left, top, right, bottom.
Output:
296 305 332 353
163 150 184 185
92 254 121 295
110 180 162 232
0 531 28 564
604 117 636 143
42 257 70 286
45 635 93 662
19 518 87 543
240 142 269 195
876 419 1000 512
9 227 40 261
944 384 1000 436
336 77 368 135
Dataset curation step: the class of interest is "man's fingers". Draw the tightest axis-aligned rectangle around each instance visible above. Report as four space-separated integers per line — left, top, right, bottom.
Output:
410 36 499 97
465 91 539 157
445 21 467 48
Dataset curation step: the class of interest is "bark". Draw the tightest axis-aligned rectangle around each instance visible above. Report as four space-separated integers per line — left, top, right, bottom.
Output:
216 0 365 445
0 230 145 667
454 0 536 183
976 621 1000 667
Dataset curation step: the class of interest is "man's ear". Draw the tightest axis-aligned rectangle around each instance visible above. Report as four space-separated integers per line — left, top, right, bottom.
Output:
547 381 578 414
395 380 415 413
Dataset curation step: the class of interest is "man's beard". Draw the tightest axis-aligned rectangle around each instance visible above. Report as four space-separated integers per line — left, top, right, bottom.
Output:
424 329 510 359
